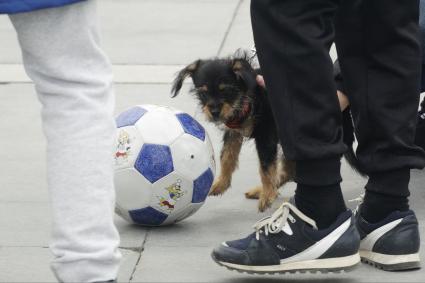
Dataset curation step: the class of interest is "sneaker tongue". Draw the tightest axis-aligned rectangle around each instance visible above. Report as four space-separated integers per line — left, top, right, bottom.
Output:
287 197 296 206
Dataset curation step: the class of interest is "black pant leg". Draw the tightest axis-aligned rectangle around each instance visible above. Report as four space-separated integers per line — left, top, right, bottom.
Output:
335 0 425 196
251 0 345 186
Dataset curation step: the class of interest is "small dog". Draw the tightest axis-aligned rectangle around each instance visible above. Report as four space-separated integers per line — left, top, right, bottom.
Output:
171 52 357 212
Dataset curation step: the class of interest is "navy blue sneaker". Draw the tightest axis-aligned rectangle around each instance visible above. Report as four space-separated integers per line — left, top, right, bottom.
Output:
356 209 421 271
211 202 360 274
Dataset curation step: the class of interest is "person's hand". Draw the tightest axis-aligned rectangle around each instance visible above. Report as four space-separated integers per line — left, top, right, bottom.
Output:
256 75 266 88
337 90 350 111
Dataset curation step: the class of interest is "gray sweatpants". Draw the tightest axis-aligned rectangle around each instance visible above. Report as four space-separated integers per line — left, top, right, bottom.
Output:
9 1 121 282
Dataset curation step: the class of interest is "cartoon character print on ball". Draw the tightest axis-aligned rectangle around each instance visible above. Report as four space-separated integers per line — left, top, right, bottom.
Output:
157 179 186 212
116 130 131 161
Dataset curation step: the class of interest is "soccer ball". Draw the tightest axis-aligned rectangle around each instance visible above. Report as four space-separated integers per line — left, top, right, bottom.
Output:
114 104 216 226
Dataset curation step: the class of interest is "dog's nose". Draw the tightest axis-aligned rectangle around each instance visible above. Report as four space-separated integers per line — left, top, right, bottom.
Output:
211 109 221 119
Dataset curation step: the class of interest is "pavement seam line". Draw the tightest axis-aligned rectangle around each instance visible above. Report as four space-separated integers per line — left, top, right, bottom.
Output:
129 228 151 283
217 0 244 57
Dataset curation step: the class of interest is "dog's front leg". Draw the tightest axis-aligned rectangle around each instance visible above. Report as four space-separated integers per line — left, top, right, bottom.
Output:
209 130 243 196
277 158 295 187
252 135 279 212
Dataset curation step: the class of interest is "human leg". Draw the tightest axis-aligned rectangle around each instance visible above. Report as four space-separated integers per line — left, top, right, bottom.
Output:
9 1 121 281
335 0 425 270
250 0 347 229
211 0 360 273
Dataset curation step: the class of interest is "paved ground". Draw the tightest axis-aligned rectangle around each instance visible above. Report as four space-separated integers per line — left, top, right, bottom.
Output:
0 1 424 282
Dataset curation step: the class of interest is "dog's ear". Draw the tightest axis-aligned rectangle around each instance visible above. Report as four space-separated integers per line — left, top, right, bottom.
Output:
171 60 201 97
231 59 256 90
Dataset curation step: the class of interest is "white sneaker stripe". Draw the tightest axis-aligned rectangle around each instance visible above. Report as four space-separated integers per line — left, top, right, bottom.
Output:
360 218 403 251
282 223 293 235
280 218 351 264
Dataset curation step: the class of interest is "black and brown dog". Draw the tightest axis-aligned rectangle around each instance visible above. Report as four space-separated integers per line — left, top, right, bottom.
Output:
171 52 357 212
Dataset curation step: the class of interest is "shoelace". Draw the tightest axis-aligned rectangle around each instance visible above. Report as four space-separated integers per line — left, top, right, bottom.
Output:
348 192 365 215
253 202 317 240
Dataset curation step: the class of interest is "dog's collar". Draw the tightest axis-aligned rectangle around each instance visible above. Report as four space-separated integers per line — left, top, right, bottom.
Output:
225 99 251 129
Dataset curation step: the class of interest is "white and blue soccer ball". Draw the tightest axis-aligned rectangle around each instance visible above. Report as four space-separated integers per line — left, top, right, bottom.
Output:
114 104 216 226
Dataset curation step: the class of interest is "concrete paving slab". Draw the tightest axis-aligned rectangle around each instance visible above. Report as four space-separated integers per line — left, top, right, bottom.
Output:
0 64 187 84
0 192 146 250
0 200 148 249
0 0 240 65
0 15 20 64
218 0 253 57
0 84 47 202
98 0 239 65
115 216 148 249
0 202 51 247
0 247 139 283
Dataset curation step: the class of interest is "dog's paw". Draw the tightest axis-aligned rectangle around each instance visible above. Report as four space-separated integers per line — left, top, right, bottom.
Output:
258 191 278 212
209 179 230 196
245 186 262 199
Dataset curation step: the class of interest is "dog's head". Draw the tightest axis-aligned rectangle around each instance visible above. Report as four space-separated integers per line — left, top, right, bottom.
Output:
171 53 258 128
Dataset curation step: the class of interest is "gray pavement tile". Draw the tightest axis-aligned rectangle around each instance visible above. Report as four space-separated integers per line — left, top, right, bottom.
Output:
0 158 48 202
0 0 242 65
0 16 19 64
0 247 139 283
120 249 142 283
115 216 148 249
0 202 51 247
115 84 197 117
0 64 187 84
219 0 253 57
0 201 148 249
98 0 240 65
0 84 47 202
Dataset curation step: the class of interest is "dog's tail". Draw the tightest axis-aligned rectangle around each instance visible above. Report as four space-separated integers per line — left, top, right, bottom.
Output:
342 108 366 177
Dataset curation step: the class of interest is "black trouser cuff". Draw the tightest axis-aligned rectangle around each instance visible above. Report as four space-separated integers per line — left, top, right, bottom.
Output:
295 158 342 186
366 169 411 197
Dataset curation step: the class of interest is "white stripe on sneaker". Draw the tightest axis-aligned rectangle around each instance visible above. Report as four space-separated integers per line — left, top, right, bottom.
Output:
280 218 352 264
360 219 403 251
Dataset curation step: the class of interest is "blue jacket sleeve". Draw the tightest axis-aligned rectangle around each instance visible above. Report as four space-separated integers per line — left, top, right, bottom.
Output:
0 0 86 14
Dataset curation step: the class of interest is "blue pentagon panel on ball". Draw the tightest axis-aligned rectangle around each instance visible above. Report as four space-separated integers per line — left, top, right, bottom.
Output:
192 168 214 203
116 106 147 128
135 144 174 183
176 113 205 141
129 207 168 226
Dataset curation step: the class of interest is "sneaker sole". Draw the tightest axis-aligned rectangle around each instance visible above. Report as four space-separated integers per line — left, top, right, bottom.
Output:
359 250 421 271
211 253 361 275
